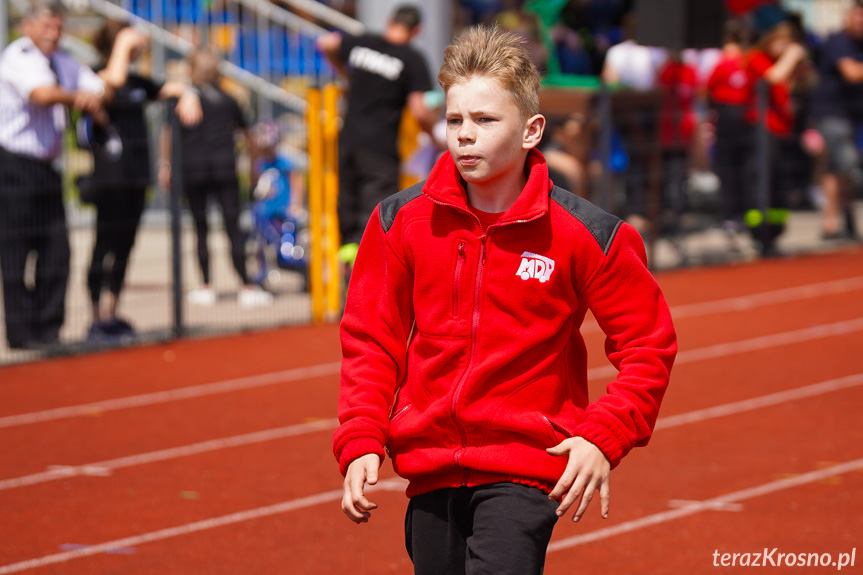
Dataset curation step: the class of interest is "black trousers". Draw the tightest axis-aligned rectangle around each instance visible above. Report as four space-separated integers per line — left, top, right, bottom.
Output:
87 185 147 305
337 144 400 246
184 178 248 286
405 482 559 575
0 147 69 347
713 104 753 220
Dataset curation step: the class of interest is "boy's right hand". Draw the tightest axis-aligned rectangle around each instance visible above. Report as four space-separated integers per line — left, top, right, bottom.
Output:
341 453 381 524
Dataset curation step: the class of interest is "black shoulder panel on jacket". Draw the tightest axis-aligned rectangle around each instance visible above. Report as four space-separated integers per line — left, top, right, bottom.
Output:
379 180 425 233
549 186 623 255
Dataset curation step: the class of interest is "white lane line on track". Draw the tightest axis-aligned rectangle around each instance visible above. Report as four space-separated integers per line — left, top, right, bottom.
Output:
0 418 340 491
586 316 863 381
4 317 863 431
2 276 862 430
0 456 858 573
547 457 863 552
0 361 342 429
580 275 863 334
2 371 861 494
0 478 408 574
656 373 863 430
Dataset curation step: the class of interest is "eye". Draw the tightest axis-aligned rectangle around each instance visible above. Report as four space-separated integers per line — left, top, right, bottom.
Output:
447 118 462 127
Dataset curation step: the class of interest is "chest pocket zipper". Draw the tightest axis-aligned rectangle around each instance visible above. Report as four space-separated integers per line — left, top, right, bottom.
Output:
453 241 466 317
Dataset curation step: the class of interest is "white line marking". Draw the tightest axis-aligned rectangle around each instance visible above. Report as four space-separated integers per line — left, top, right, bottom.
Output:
0 361 342 429
656 373 863 430
581 275 863 334
3 277 862 430
2 371 862 493
4 274 863 432
586 317 863 381
0 418 339 491
0 477 406 574
0 455 858 574
547 457 863 552
667 499 744 512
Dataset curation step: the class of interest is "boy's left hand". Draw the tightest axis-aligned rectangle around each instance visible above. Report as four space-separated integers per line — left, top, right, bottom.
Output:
547 437 611 522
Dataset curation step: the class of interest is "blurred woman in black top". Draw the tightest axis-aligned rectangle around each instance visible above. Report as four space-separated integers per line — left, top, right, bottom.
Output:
85 19 201 341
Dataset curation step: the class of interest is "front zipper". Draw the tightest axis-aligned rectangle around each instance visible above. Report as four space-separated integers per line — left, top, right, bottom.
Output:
452 242 466 316
450 233 488 482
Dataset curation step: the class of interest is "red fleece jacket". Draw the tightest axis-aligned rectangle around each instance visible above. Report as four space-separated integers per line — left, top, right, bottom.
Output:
334 150 677 498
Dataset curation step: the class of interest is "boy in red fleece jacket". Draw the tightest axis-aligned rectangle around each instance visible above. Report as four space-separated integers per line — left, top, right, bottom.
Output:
334 24 677 575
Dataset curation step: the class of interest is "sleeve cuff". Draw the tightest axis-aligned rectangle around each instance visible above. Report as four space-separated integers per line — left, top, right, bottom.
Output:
574 421 627 469
337 437 387 477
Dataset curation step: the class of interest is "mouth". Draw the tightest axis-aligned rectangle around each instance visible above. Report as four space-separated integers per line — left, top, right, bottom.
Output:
457 155 480 167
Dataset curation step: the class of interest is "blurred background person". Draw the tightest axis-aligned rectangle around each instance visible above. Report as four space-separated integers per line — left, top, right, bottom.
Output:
656 49 699 230
707 19 754 228
807 1 863 241
316 4 434 270
0 0 106 350
160 48 272 309
250 120 307 287
601 12 667 233
744 21 810 255
84 19 202 343
539 111 592 199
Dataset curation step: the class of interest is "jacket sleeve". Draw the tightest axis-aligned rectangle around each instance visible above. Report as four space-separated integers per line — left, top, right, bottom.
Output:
573 223 677 468
333 207 415 476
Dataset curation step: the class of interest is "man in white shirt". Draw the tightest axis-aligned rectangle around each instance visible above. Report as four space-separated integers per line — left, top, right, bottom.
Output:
0 0 106 350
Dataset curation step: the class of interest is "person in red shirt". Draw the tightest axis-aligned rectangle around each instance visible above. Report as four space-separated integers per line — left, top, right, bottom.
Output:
744 21 808 254
707 19 753 225
334 24 677 575
656 51 699 228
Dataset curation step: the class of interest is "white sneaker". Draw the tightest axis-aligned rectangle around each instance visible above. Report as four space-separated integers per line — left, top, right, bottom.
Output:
238 286 274 308
187 287 216 307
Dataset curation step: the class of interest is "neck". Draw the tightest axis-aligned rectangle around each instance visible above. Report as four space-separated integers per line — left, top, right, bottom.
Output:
465 170 527 214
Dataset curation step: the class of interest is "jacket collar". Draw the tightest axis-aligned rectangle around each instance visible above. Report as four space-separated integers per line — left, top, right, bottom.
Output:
422 148 552 225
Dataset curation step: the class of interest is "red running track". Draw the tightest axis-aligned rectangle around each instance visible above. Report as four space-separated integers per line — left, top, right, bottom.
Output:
2 246 862 574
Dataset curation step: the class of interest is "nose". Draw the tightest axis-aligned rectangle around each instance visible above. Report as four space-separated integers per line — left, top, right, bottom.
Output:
457 121 475 144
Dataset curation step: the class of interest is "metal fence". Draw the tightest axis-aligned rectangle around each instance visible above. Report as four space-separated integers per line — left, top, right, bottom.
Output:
2 2 862 365
0 0 348 364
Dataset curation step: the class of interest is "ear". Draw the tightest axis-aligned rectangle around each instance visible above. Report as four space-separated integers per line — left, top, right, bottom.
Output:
523 114 546 150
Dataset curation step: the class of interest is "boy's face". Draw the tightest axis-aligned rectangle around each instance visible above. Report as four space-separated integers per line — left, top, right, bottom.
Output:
445 76 542 187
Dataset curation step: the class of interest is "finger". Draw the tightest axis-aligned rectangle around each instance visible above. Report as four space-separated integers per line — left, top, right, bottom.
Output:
572 479 598 522
341 487 369 523
556 475 587 518
548 467 575 500
355 494 378 512
600 477 611 519
349 471 378 512
366 464 379 486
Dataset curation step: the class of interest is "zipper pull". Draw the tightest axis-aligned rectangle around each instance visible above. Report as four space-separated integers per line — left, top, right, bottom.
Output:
458 242 466 256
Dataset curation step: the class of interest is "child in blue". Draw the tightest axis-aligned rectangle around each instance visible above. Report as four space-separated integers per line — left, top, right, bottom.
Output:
251 121 306 284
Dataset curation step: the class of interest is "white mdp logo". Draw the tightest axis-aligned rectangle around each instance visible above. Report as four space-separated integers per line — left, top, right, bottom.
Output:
516 252 555 283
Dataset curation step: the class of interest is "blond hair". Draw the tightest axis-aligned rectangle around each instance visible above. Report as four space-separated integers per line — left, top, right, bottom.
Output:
437 25 541 119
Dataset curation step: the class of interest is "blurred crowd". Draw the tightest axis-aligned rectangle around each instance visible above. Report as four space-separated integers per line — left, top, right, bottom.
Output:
453 0 863 256
3 0 863 353
0 0 305 351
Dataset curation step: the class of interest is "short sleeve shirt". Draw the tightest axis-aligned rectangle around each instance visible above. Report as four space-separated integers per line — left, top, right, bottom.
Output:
745 50 794 136
338 34 432 157
179 82 247 183
810 31 863 123
91 70 163 187
0 37 104 160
